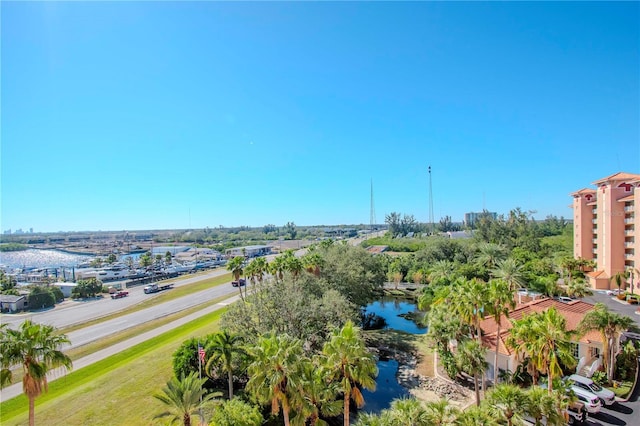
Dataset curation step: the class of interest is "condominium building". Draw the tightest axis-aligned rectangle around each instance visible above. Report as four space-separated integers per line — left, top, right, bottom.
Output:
464 211 497 227
571 172 640 290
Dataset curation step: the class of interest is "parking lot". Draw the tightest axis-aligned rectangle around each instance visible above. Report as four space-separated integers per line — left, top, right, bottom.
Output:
579 291 640 425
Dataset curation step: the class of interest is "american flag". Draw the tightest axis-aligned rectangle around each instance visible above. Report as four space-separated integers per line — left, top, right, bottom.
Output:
198 346 206 363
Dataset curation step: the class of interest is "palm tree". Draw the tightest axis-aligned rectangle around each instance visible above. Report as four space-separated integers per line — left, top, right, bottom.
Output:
269 255 287 282
204 330 245 399
453 277 487 341
525 386 564 426
0 320 72 426
486 278 515 383
610 271 629 293
427 260 456 285
578 303 634 383
475 242 507 272
246 333 304 426
423 399 459 425
153 372 221 426
565 279 593 298
491 258 525 291
227 256 245 300
455 405 498 426
507 308 575 393
322 320 377 426
486 384 528 426
290 358 342 426
302 252 324 277
455 339 487 406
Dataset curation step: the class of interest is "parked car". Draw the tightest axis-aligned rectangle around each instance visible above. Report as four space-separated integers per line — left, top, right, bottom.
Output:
606 288 623 296
567 374 616 406
231 279 246 287
626 294 640 304
558 296 574 303
567 401 587 425
571 386 602 414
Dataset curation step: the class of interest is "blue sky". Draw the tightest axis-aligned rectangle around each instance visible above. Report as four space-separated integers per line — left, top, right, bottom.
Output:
2 2 639 233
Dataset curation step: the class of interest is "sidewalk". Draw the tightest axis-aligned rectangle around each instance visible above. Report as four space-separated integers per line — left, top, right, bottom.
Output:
0 295 240 402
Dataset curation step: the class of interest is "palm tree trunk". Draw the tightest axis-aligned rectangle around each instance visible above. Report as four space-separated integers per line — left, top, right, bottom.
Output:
183 412 191 426
227 370 233 399
474 374 480 406
494 322 501 384
608 336 615 383
29 396 35 426
344 391 351 426
283 406 291 426
548 371 554 394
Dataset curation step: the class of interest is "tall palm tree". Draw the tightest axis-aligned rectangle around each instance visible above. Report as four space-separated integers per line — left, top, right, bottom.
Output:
204 330 245 399
507 308 575 393
491 258 525 291
227 256 245 300
455 339 487 406
505 315 540 385
246 333 303 426
453 277 487 341
290 358 342 426
578 303 634 383
566 279 593 298
486 384 528 426
153 372 221 426
0 320 72 426
486 278 515 383
322 320 377 426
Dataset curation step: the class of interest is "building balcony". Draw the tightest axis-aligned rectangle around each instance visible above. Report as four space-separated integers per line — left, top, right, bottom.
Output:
626 253 635 259
625 242 635 248
625 218 635 224
626 230 635 236
625 205 634 212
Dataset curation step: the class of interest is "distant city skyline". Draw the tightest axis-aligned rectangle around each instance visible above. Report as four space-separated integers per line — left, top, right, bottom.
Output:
2 2 638 233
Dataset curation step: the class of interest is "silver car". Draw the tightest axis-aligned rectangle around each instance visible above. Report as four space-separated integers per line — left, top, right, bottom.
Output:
568 374 616 406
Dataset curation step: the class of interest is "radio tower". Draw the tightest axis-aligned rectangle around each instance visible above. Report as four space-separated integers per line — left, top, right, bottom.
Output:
428 166 434 234
370 178 376 232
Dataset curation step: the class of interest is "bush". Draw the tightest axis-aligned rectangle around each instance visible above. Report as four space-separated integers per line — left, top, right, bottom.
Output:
27 286 56 310
591 370 608 387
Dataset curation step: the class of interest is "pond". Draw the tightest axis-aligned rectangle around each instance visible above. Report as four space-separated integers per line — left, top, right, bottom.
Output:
359 297 427 415
363 297 427 335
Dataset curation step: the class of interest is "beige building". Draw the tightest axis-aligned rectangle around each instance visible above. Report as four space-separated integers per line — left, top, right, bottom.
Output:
571 172 640 290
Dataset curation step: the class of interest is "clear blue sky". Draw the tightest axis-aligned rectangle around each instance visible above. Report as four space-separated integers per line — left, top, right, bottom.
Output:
2 2 639 233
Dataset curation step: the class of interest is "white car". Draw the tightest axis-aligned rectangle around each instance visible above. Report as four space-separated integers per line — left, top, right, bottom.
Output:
606 289 623 296
571 386 602 414
568 374 616 406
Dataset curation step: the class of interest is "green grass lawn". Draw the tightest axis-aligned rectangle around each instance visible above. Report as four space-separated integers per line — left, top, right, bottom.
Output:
0 308 226 425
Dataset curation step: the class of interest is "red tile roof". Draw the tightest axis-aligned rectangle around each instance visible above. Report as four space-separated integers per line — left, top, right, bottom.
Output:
480 298 601 353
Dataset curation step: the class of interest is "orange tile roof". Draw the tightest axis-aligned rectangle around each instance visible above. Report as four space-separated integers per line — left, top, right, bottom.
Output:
571 188 597 196
479 298 601 353
587 270 606 279
617 195 636 203
593 172 640 185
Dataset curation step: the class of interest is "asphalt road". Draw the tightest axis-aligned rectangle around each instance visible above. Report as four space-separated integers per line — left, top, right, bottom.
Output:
0 267 233 330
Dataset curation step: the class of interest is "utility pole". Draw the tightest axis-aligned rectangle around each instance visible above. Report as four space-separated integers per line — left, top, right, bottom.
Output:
370 178 376 234
428 166 434 235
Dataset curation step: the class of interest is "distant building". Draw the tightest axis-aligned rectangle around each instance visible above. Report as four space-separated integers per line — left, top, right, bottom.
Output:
464 211 497 227
225 245 272 258
571 172 640 290
0 294 27 313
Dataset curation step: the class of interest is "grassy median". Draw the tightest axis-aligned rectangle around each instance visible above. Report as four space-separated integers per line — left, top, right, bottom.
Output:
1 305 227 425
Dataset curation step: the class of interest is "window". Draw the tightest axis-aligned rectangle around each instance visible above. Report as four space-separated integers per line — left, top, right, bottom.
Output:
571 343 579 360
589 346 600 359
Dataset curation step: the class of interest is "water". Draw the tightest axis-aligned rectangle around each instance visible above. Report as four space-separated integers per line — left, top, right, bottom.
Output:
363 297 427 335
0 249 93 270
361 359 409 414
359 297 426 415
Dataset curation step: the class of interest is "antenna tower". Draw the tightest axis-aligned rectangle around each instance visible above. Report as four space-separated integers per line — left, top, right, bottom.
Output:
428 166 434 234
370 178 376 231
